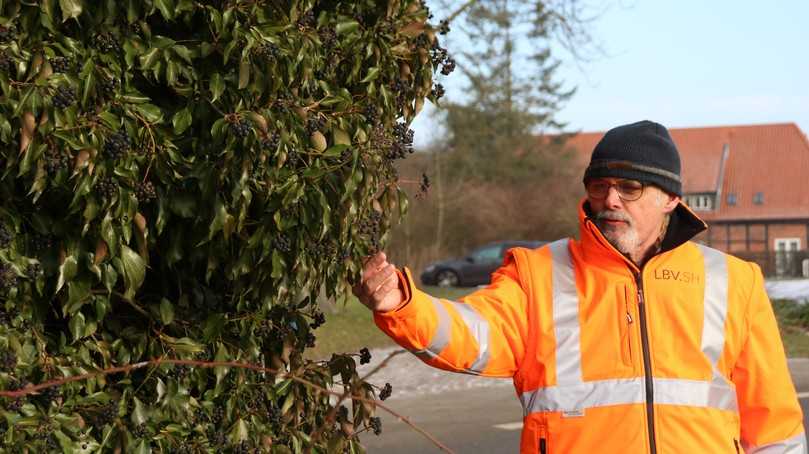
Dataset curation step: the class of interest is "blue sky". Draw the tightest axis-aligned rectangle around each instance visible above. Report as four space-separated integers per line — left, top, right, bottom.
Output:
413 1 809 147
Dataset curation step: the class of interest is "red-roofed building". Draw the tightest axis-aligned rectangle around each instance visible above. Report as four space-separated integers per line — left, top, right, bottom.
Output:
564 123 809 277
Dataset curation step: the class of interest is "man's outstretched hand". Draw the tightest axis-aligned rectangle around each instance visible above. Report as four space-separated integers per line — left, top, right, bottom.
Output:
353 252 404 313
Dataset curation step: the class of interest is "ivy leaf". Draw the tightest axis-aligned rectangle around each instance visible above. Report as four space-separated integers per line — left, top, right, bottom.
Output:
214 343 229 385
159 298 174 325
69 312 86 342
131 397 149 426
360 67 380 84
154 0 175 20
238 58 250 89
230 418 249 443
56 255 78 294
207 198 228 241
133 104 164 123
172 107 192 134
119 245 146 300
210 73 224 102
58 0 83 22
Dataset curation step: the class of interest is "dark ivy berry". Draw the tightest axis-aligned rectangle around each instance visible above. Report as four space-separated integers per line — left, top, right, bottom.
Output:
310 310 326 329
431 43 448 67
50 57 71 73
297 10 316 29
369 416 382 435
95 402 118 426
0 225 12 248
306 117 325 134
0 24 16 43
96 177 118 200
97 76 119 98
431 83 445 99
285 149 301 168
229 119 252 139
359 347 371 365
379 382 392 401
92 33 121 54
0 51 13 75
438 19 451 35
274 234 292 253
319 27 338 49
103 130 131 160
386 122 414 160
45 148 72 173
26 262 42 279
132 423 148 438
441 56 456 75
0 263 17 292
252 43 279 61
135 181 157 203
1 349 16 371
51 86 76 109
37 385 60 407
261 132 280 151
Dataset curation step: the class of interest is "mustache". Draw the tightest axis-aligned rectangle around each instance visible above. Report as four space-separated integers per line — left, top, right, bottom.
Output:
595 210 632 225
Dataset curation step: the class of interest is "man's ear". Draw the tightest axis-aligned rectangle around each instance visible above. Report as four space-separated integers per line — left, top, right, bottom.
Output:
663 195 680 213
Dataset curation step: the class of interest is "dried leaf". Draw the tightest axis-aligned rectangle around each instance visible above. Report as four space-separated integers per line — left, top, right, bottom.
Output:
94 240 108 265
19 111 36 154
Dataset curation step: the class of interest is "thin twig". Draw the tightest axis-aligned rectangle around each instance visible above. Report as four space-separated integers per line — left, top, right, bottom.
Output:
360 349 407 382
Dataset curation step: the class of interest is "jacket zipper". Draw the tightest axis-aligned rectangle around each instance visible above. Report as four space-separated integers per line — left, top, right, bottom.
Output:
624 291 634 366
539 426 547 454
636 274 657 454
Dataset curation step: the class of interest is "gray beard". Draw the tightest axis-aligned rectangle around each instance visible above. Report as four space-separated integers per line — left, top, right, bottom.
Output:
599 225 640 256
594 211 640 256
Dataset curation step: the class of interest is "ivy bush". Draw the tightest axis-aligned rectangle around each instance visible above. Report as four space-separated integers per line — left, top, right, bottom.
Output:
0 0 445 451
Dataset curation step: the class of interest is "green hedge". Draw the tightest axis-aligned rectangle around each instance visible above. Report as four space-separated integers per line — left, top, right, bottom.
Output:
0 0 446 451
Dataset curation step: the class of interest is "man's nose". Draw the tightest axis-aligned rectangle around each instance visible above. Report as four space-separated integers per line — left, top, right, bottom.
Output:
604 185 624 209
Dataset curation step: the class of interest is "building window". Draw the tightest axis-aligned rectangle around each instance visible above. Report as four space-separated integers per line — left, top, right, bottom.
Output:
774 238 801 277
726 193 737 206
684 194 714 211
753 192 764 204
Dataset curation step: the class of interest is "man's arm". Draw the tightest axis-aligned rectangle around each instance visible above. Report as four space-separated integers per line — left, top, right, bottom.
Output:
732 263 806 452
354 251 530 377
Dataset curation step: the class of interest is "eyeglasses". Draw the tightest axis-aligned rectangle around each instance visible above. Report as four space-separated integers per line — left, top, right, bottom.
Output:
585 179 645 201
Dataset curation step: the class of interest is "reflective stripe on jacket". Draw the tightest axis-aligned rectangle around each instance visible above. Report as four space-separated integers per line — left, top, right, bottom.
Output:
374 200 806 453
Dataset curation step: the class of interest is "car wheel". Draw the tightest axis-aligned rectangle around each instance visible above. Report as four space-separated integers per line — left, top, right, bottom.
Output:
435 269 459 287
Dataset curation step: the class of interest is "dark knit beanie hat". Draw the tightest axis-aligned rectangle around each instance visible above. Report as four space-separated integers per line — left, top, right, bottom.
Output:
583 120 682 196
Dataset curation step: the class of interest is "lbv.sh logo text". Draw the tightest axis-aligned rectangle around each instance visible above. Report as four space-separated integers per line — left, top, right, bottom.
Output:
653 269 701 284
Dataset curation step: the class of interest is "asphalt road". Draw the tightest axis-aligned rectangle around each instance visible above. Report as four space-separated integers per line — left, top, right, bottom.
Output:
361 359 809 453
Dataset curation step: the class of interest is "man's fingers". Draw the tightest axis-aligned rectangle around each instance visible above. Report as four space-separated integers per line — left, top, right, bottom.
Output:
371 271 399 301
362 254 390 284
363 263 396 297
362 252 387 271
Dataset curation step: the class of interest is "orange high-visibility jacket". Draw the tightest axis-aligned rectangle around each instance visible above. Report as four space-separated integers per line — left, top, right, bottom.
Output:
374 201 805 453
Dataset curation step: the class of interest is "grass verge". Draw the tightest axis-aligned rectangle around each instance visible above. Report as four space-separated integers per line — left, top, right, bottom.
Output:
772 299 809 357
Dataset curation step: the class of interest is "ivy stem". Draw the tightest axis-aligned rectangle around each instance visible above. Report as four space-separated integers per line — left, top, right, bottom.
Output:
0 357 454 453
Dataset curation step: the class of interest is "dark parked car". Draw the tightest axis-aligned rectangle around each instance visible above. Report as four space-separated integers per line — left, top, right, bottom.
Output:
420 240 547 287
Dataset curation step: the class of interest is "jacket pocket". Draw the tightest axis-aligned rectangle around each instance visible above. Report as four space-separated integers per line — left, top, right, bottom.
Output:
620 286 634 367
538 424 548 454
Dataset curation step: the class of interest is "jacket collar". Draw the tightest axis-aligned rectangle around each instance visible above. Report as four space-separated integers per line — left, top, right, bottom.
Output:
577 198 707 271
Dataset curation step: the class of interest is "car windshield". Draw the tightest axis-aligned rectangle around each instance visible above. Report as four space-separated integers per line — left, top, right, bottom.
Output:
471 245 501 262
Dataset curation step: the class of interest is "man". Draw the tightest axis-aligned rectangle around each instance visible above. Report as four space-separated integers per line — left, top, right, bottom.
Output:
354 120 806 453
